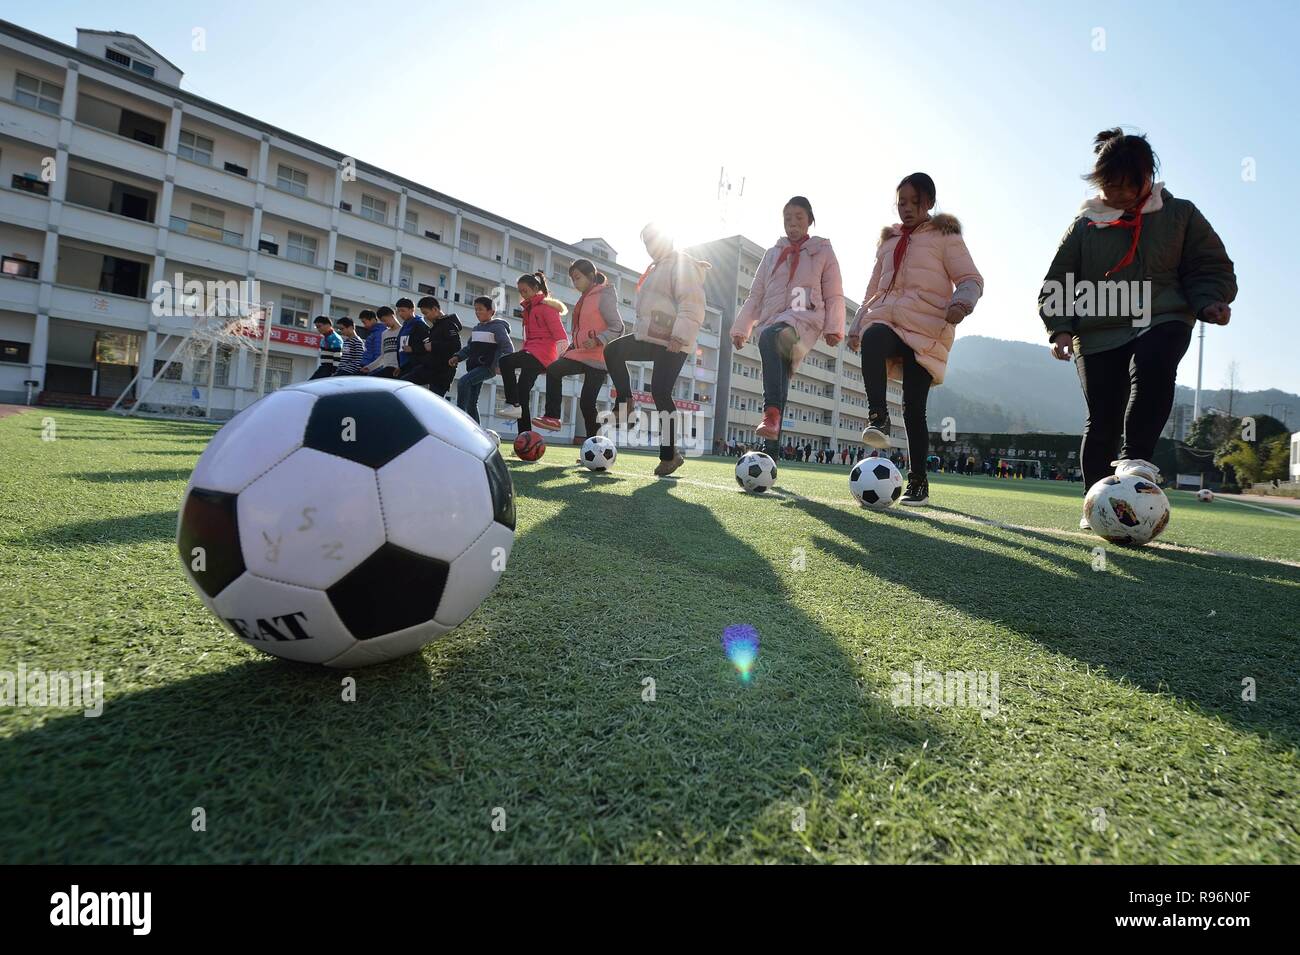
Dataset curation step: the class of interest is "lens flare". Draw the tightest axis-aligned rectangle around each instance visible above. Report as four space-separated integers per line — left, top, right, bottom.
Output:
722 624 760 681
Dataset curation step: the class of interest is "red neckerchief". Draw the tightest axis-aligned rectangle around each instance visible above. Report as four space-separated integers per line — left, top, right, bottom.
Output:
1088 187 1152 277
636 262 657 293
886 222 920 292
771 234 810 282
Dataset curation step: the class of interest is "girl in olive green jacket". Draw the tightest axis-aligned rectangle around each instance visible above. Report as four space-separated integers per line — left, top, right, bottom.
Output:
1038 128 1236 522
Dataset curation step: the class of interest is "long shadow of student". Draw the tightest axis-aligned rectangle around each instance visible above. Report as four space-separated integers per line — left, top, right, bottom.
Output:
0 467 940 864
783 491 1300 750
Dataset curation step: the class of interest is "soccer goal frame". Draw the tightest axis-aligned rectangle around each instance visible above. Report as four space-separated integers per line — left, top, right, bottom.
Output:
109 300 275 421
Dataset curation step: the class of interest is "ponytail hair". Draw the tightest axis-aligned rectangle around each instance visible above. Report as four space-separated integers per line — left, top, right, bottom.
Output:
518 271 549 296
784 195 815 225
1084 127 1159 189
896 172 936 204
568 258 607 285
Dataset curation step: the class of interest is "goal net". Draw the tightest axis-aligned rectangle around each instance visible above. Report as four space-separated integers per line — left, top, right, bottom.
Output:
111 300 275 421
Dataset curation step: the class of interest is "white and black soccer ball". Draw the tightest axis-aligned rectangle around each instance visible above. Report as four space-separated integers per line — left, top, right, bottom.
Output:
849 457 903 509
580 434 617 471
1196 488 1214 503
176 377 514 667
735 451 777 493
1084 473 1170 546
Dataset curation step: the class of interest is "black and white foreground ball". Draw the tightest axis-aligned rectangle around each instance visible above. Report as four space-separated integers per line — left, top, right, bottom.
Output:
580 434 618 471
849 457 903 509
735 451 777 493
177 377 515 667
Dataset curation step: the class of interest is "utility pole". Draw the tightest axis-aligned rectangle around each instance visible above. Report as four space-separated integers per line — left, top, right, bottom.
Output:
1193 323 1204 420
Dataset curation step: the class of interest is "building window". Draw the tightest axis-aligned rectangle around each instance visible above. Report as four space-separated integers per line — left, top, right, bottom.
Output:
11 174 50 196
354 251 382 282
178 130 214 165
131 61 156 78
404 209 419 234
151 357 183 381
189 204 226 231
194 345 233 387
0 340 31 363
510 249 534 272
279 294 312 329
2 256 39 279
15 73 62 115
276 164 308 197
360 194 388 224
459 230 480 255
329 304 350 321
253 354 294 392
105 49 131 67
399 264 413 290
286 231 318 265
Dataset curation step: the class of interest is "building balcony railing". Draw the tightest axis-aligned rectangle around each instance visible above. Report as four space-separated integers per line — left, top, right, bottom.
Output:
169 216 243 247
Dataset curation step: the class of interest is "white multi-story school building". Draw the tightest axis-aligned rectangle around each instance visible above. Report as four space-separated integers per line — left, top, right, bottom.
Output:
0 21 721 447
1 21 910 458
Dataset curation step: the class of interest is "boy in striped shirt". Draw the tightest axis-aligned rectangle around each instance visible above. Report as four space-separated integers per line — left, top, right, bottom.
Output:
334 317 366 375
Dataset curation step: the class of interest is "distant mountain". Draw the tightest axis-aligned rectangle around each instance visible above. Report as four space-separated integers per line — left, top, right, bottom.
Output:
930 335 1300 434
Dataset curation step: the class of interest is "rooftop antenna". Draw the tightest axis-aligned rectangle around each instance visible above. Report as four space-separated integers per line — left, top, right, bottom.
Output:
717 166 747 224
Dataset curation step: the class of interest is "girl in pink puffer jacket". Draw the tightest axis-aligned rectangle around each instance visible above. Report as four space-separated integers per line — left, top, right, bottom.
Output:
731 196 845 458
847 172 984 506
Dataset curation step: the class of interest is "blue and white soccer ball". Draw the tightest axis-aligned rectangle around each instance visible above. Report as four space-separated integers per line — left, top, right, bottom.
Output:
735 451 777 493
176 377 515 667
849 457 903 509
580 434 617 471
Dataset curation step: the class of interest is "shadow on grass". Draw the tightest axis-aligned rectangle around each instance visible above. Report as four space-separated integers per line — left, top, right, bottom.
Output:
784 492 1300 750
67 468 193 484
0 468 941 864
11 511 178 548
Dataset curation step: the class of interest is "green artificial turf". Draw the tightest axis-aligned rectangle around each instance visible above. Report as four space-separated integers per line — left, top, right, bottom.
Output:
0 408 1297 863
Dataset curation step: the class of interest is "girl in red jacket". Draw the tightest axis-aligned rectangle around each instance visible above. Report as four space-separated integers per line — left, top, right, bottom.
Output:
498 271 570 431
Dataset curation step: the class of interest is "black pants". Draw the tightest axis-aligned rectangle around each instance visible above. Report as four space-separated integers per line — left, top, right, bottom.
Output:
1075 320 1193 488
758 322 799 457
499 351 546 431
604 335 687 460
860 323 932 471
399 362 435 389
309 364 336 380
544 355 607 438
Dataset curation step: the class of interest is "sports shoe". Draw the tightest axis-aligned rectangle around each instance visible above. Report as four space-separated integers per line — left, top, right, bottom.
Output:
498 404 522 420
1111 458 1161 484
654 452 685 477
900 473 930 506
755 406 782 440
861 413 892 449
533 415 562 431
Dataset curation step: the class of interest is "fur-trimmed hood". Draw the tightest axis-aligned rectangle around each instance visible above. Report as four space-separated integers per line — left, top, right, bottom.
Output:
879 213 962 245
541 295 568 316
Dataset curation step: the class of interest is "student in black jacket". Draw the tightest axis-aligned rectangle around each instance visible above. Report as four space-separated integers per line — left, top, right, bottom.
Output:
397 298 433 386
419 296 463 397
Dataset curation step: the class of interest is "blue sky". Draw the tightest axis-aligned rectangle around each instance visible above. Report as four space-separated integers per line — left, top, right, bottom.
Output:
15 0 1300 395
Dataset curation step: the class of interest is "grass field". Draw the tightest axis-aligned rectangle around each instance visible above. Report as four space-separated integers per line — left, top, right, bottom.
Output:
1 407 1298 864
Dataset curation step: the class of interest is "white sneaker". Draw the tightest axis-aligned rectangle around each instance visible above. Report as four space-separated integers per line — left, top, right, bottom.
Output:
1111 458 1161 484
498 404 522 420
